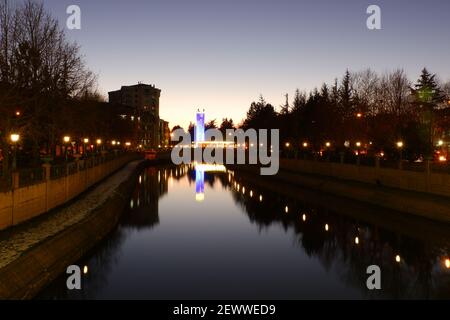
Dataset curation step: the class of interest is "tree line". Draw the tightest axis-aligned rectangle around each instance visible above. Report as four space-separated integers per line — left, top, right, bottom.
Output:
240 68 450 160
0 0 131 171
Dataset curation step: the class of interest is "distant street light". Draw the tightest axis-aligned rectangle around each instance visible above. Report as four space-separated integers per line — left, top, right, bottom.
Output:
325 142 331 148
96 139 102 145
10 133 20 171
438 140 444 146
397 141 404 165
356 142 362 147
285 142 290 147
356 112 362 118
83 138 89 156
302 142 308 148
10 134 20 143
15 111 21 116
63 136 71 161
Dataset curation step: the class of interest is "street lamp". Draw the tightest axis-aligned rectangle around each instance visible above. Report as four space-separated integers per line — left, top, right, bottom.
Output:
10 133 20 171
325 142 331 148
96 139 102 154
302 142 308 148
397 141 404 166
63 136 71 161
83 138 89 156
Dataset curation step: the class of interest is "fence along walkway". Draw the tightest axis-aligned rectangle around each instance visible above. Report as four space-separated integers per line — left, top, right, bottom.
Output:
0 153 139 230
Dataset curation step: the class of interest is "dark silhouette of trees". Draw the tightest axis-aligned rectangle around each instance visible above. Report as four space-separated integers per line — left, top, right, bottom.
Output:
240 68 449 161
0 0 99 168
219 118 234 135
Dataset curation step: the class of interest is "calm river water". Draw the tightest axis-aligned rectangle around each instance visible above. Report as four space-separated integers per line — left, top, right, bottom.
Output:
38 164 450 299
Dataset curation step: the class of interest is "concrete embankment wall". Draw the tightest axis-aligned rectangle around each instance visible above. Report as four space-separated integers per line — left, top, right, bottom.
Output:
231 159 450 223
0 154 138 230
0 160 144 299
280 159 450 198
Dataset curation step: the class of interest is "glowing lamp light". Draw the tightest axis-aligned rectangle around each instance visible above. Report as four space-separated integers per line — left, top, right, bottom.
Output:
439 155 447 162
285 142 290 147
325 224 329 231
63 136 70 143
83 138 89 144
83 265 88 274
285 206 289 213
96 139 102 145
356 112 362 118
396 141 403 148
302 214 306 222
10 133 20 143
445 259 450 269
303 142 308 148
250 190 253 197
438 140 444 146
111 140 117 145
125 142 131 146
355 237 359 245
15 111 21 116
395 255 401 263
325 142 331 147
356 142 361 147
259 195 263 202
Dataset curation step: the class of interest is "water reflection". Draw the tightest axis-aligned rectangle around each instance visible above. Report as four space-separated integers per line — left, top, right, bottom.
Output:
38 164 450 299
229 173 450 299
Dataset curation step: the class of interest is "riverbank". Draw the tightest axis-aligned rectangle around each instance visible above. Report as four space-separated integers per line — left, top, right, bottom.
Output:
230 162 450 223
0 160 144 299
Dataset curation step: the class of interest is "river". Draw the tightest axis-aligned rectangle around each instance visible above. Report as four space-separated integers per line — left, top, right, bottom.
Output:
37 163 450 299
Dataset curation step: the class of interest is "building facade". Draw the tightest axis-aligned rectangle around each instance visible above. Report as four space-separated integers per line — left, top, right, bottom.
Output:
159 119 170 147
109 83 166 148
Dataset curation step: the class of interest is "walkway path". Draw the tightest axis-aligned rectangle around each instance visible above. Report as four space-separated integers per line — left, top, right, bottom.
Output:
0 161 141 270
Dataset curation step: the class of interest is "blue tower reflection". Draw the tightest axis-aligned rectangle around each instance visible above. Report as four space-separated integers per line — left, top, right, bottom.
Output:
195 166 205 202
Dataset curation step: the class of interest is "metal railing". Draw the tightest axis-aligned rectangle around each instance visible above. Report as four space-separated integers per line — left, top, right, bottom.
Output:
18 167 45 188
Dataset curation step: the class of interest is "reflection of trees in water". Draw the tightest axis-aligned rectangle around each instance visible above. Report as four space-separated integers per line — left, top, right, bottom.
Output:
122 165 189 230
228 174 450 299
38 165 189 299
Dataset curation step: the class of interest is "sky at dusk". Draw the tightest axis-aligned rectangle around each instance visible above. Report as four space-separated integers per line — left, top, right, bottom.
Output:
42 0 450 129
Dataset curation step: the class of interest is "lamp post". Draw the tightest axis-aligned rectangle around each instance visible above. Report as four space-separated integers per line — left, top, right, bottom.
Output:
397 141 404 169
83 138 89 157
356 141 361 165
63 136 71 161
10 133 20 171
96 139 102 154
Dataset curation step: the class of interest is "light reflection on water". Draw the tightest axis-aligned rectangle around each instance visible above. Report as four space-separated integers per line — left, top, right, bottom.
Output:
38 164 450 299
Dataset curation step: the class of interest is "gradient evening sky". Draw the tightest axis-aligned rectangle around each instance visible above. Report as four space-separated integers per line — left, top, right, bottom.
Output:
42 0 450 129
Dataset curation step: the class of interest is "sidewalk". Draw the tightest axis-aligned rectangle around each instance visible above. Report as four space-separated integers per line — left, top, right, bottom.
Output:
0 160 141 270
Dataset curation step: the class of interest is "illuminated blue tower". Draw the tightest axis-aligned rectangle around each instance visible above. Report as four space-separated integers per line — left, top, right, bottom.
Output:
194 109 205 143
